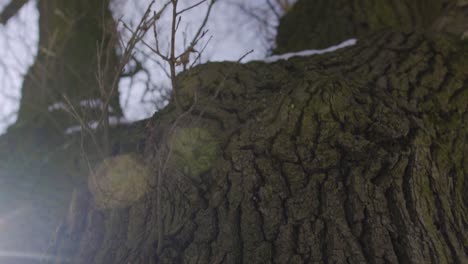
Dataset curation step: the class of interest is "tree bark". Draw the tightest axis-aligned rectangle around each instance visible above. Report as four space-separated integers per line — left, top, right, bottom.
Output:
0 0 466 263
46 29 468 263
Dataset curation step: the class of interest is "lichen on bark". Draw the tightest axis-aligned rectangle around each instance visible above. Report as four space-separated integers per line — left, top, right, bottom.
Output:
169 127 220 181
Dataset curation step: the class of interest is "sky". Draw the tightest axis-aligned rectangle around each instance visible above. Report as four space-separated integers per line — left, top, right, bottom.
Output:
0 0 289 134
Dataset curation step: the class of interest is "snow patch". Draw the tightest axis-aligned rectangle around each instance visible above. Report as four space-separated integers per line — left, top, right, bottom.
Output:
262 38 357 63
79 99 114 112
48 99 114 112
47 102 67 112
64 116 132 135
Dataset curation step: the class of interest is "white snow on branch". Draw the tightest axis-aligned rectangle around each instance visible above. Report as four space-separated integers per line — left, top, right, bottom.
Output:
47 102 68 112
48 99 114 112
64 116 132 135
64 125 86 135
79 99 114 112
262 38 357 63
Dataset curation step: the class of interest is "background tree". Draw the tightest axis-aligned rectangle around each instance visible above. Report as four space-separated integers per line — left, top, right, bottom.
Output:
0 1 124 262
1 0 122 131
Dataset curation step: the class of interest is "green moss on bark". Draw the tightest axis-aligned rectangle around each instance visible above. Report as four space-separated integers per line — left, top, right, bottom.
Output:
169 127 220 180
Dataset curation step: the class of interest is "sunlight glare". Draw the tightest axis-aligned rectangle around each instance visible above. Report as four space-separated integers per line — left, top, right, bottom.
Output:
0 250 70 262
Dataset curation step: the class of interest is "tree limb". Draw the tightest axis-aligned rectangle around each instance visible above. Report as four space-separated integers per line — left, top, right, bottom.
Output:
0 0 29 25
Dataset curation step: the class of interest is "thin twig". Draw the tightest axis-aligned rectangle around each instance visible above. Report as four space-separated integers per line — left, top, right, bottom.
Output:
237 49 254 62
190 35 212 68
176 0 208 15
266 0 281 19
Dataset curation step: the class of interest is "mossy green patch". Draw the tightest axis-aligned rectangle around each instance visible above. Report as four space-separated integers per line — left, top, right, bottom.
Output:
170 127 219 180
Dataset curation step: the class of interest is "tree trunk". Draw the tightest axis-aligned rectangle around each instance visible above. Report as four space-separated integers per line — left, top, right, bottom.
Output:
0 0 466 263
46 29 467 263
0 1 121 262
11 0 121 129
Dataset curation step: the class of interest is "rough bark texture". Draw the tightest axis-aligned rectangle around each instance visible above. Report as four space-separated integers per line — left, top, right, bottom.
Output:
46 30 468 263
0 0 467 263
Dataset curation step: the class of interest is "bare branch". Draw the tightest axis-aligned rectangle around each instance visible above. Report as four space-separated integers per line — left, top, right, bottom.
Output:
0 0 28 25
189 0 216 48
168 0 182 109
176 0 207 15
237 49 254 62
190 35 212 68
266 0 281 19
175 15 182 33
120 56 143 77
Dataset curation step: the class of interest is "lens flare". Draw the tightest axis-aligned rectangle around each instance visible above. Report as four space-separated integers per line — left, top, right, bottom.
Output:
0 250 70 262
